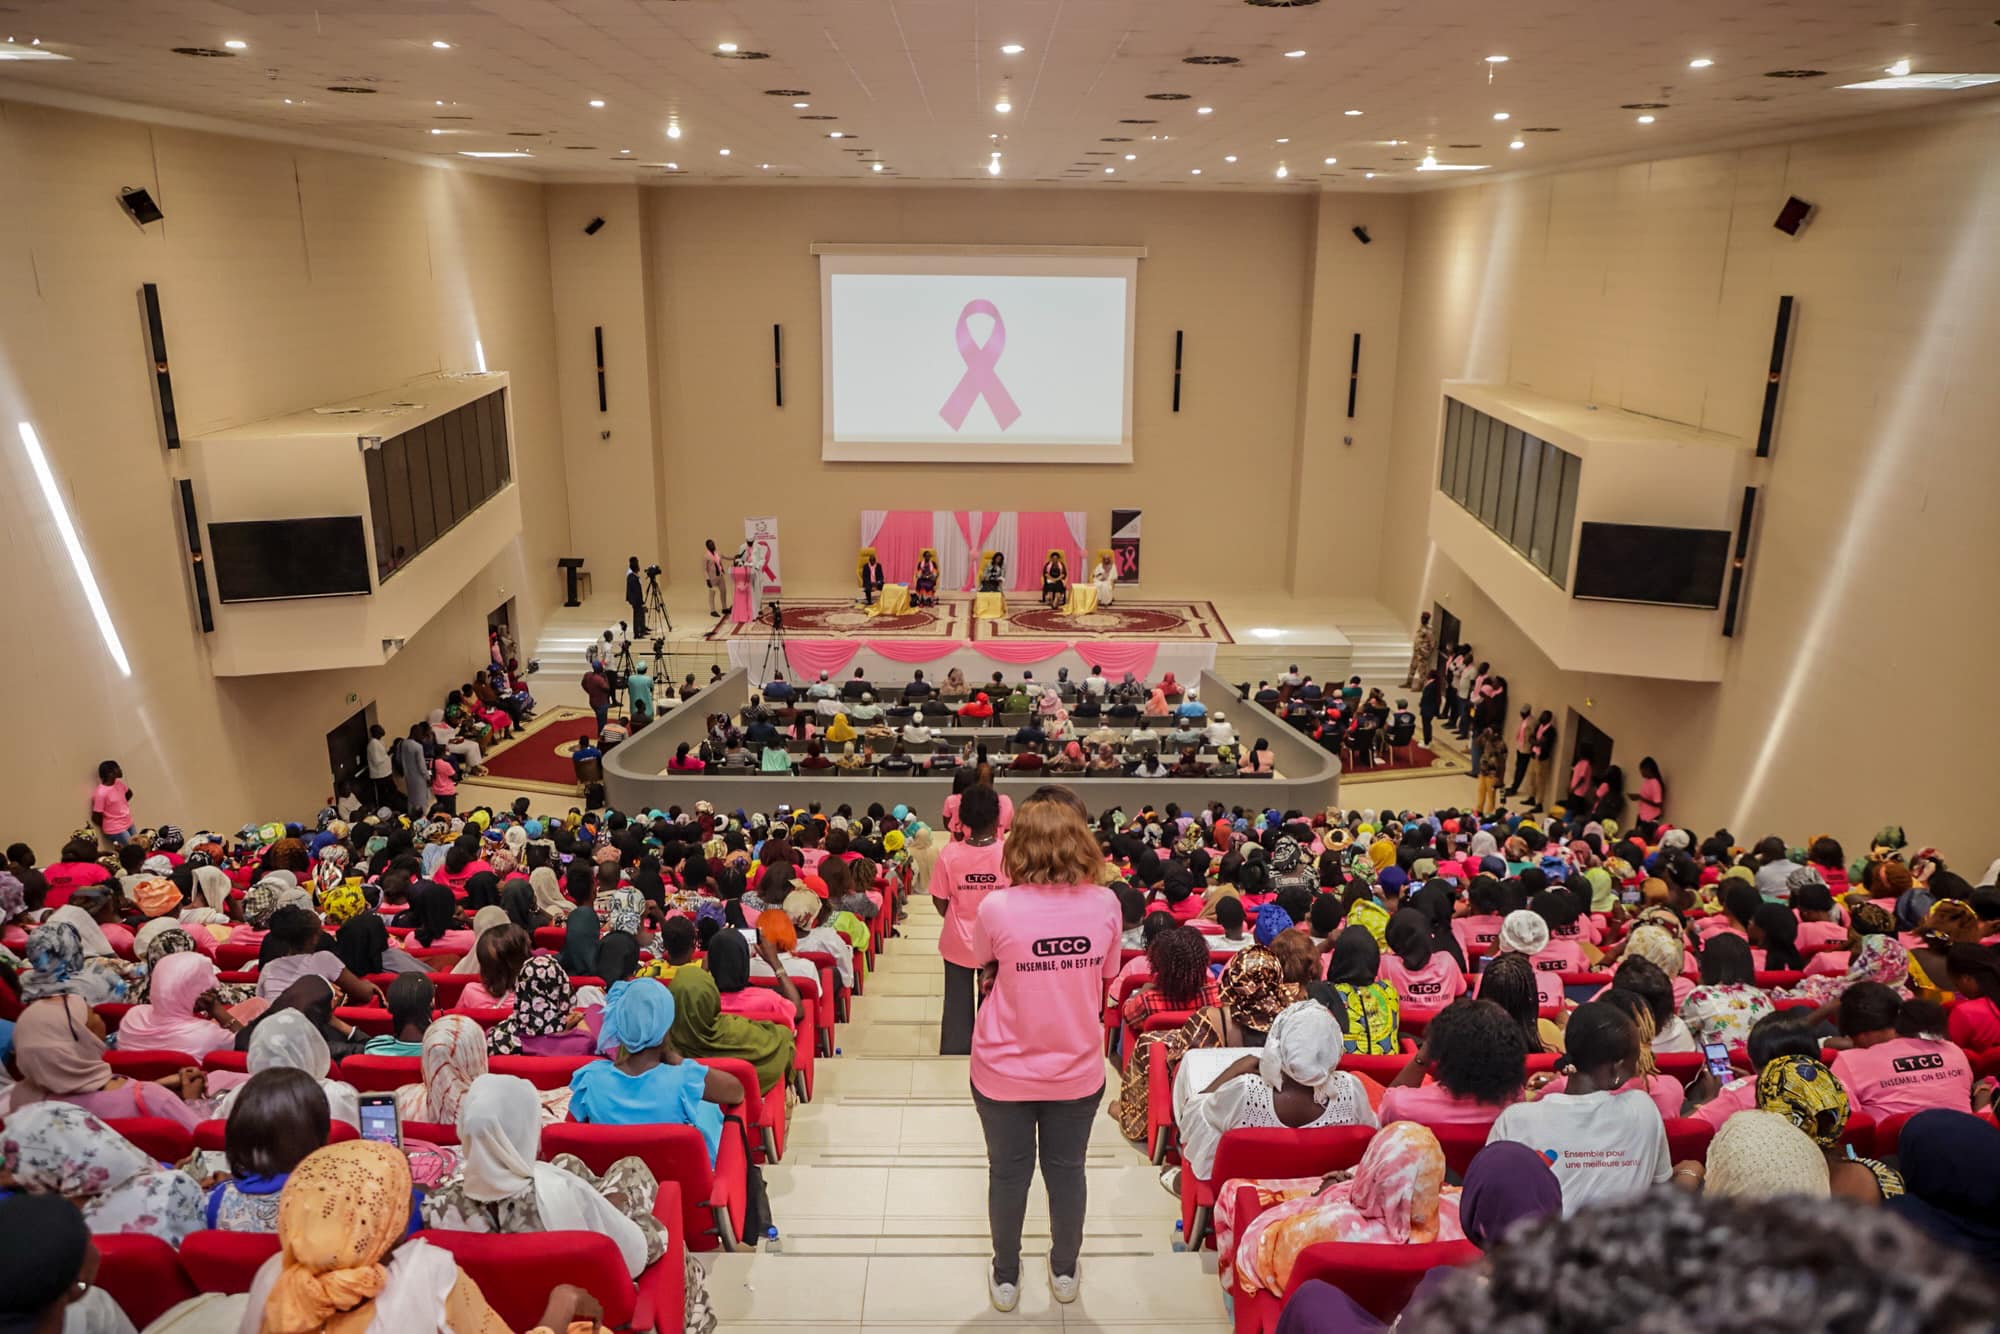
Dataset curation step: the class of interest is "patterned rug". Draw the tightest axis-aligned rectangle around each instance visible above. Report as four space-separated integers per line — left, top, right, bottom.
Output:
469 707 596 794
976 599 1234 644
703 596 971 641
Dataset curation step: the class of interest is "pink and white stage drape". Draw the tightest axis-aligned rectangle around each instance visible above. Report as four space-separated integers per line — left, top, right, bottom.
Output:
724 637 1216 688
859 511 1087 593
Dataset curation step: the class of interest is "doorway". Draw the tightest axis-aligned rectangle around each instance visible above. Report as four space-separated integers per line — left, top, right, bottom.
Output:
1563 711 1614 814
487 597 518 668
1431 603 1461 676
326 704 376 800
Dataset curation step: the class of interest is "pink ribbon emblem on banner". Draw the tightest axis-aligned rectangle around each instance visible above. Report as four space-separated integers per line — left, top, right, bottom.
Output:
938 299 1021 431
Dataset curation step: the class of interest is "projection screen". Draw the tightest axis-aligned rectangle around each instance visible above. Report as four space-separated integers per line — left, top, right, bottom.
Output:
817 247 1139 464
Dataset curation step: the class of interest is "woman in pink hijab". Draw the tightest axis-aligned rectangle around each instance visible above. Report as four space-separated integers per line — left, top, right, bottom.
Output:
114 952 240 1058
1144 685 1171 717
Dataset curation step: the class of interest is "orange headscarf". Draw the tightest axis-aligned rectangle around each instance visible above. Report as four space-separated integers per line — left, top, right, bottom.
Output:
756 907 797 953
264 1141 412 1334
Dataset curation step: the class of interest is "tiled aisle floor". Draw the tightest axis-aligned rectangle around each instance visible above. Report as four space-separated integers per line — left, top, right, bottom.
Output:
706 907 1231 1332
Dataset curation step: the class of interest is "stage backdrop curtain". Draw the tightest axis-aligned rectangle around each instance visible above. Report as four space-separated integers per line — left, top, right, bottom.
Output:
1013 511 1087 593
858 511 935 587
779 640 863 679
953 511 1001 590
973 641 1071 665
1074 640 1159 682
865 640 969 664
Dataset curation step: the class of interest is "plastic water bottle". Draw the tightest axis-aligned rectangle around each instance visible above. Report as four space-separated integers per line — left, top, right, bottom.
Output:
764 1226 783 1254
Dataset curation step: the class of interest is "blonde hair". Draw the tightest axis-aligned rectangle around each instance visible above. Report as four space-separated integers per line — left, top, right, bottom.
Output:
1002 786 1103 888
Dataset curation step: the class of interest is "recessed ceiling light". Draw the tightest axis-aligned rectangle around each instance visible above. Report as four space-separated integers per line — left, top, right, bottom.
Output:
1275 137 1289 143
1485 54 1508 63
1492 111 1510 120
431 40 452 49
761 162 770 169
282 97 294 104
0 41 70 61
1842 71 2000 89
829 130 844 138
1689 58 1714 69
994 100 1011 113
1344 108 1363 116
1001 43 1024 54
1105 166 1116 173
1284 50 1307 58
1886 58 1912 77
872 162 884 172
1636 114 1655 124
1197 105 1214 115
719 147 731 155
1190 168 1202 174
223 39 248 50
619 148 631 153
666 124 682 139
717 42 737 53
1275 164 1289 178
1323 156 1336 164
589 99 605 108
1509 139 1525 149
1123 153 1136 160
1365 171 1375 178
792 101 809 108
1224 154 1238 162
459 150 532 158
428 128 445 135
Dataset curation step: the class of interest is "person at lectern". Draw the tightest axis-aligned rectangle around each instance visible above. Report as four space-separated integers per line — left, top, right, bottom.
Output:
1041 551 1069 608
860 549 886 605
980 552 1007 593
913 548 941 606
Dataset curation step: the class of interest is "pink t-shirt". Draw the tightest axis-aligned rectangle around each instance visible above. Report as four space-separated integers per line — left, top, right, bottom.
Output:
1379 955 1468 1008
968 883 1122 1102
1551 917 1603 948
1452 916 1503 955
1797 920 1846 951
1378 1082 1507 1128
1947 996 2000 1052
720 987 798 1026
1690 1074 1761 1129
457 982 514 1011
1830 1038 1973 1121
1534 939 1587 975
434 860 493 898
1163 895 1203 922
1541 1071 1684 1120
933 837 1010 969
91 783 133 836
1484 964 1564 1011
1694 916 1746 942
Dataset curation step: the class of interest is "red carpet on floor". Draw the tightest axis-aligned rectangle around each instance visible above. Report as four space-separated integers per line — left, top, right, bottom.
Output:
1339 743 1445 776
479 715 598 786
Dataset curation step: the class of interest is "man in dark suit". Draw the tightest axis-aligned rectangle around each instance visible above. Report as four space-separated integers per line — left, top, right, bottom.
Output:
625 556 648 636
860 552 886 605
841 667 873 701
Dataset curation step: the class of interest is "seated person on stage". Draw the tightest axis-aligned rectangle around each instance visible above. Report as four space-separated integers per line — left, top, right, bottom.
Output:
1041 550 1069 608
859 549 886 604
1092 552 1117 606
979 551 1006 593
912 548 941 606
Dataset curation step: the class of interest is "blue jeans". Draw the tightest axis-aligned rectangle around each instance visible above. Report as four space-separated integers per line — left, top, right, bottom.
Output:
105 830 132 846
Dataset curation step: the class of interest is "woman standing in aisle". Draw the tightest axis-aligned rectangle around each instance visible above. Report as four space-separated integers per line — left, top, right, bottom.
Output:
968 787 1120 1312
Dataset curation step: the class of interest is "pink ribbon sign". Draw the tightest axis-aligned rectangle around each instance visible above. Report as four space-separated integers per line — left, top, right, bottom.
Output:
938 299 1021 431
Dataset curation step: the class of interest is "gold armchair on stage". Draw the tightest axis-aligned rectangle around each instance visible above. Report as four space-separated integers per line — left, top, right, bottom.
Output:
858 546 910 615
972 549 1006 620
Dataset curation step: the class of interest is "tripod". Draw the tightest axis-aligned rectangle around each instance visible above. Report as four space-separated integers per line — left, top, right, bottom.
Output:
644 570 672 635
759 600 787 685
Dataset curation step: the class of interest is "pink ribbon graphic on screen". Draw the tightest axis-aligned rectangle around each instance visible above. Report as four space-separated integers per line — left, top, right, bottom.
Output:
938 299 1021 431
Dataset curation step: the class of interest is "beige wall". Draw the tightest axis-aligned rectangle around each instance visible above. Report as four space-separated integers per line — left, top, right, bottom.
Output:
642 187 1322 593
0 100 568 849
1378 109 2000 870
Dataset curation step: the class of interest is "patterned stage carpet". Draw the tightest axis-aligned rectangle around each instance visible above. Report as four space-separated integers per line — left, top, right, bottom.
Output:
705 595 1232 644
474 707 597 793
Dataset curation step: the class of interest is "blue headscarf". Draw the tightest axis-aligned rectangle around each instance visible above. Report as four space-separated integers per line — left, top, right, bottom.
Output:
595 977 676 1056
1254 902 1294 947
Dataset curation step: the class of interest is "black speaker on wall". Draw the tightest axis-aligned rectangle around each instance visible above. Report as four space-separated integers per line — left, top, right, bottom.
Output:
177 479 213 633
1346 333 1361 418
1773 196 1814 236
583 216 606 235
773 324 784 408
593 326 607 412
1721 485 1759 638
1351 225 1372 245
119 187 163 227
1755 295 1794 459
141 283 180 449
1172 330 1184 413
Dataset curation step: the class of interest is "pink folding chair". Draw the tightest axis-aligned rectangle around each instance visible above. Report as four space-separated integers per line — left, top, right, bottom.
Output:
543 1121 748 1253
178 1229 282 1294
417 1231 637 1330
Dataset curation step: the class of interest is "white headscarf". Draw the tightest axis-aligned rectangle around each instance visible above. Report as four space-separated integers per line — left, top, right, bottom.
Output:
1498 908 1550 956
1259 1000 1346 1103
453 905 512 974
45 904 115 958
1467 830 1500 860
454 1073 647 1277
132 916 181 959
214 1006 361 1129
190 865 233 912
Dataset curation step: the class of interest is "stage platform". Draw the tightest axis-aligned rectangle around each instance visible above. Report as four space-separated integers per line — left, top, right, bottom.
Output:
523 585 1409 713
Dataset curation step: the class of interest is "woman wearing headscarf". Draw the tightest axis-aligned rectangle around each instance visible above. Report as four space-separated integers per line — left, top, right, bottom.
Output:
559 885 603 978
1779 932 1910 1007
336 912 425 978
1325 925 1402 1055
1380 908 1468 1010
18 921 132 1004
1183 1002 1377 1180
0 1102 205 1245
705 927 803 1025
498 877 545 932
824 712 858 745
1701 1109 1830 1200
528 865 572 924
421 1074 673 1282
1883 1110 2000 1271
0 994 206 1128
391 1013 566 1127
597 884 646 939
1220 1121 1463 1300
667 963 791 1096
115 951 241 1057
486 956 593 1057
450 904 512 976
1114 945 1301 1141
568 979 740 1163
237 1139 564 1334
214 1006 361 1131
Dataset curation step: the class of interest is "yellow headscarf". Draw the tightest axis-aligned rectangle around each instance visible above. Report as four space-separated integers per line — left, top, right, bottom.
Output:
318 881 367 926
826 714 857 744
1368 838 1397 872
265 1140 413 1334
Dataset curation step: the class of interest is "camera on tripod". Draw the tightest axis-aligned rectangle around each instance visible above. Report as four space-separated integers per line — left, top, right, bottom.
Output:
643 563 662 579
764 599 784 631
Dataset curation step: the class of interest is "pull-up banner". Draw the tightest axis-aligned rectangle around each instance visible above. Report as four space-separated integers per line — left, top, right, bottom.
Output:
1111 509 1143 585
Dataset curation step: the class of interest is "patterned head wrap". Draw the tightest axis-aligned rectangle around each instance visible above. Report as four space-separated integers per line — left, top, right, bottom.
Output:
1756 1055 1850 1147
264 1141 413 1334
1217 946 1295 1032
318 881 367 926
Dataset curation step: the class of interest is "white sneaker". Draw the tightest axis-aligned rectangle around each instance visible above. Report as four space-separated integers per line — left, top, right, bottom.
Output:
988 1269 1020 1313
1048 1256 1081 1305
